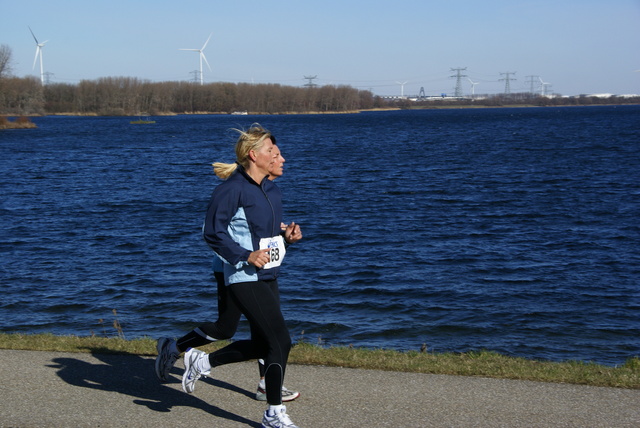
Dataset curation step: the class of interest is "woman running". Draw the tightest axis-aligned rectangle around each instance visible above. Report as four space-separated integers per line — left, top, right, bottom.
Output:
181 124 302 428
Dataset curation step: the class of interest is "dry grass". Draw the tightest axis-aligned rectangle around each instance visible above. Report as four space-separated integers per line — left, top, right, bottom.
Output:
289 342 639 389
0 116 37 129
0 333 637 389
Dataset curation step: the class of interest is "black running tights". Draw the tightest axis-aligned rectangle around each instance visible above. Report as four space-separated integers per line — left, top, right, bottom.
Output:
207 280 291 405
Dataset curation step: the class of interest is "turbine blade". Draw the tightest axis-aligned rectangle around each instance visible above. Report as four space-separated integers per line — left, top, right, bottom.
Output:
28 26 39 43
32 47 40 69
201 53 212 71
179 48 199 51
201 33 213 50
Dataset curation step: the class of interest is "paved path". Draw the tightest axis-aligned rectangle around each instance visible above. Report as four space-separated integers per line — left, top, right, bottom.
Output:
2 349 638 427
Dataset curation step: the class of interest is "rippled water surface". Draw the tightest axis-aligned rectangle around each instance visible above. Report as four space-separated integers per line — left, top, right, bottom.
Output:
1 106 639 366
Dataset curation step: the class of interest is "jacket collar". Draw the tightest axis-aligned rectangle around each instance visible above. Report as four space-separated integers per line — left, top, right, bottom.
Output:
237 164 268 186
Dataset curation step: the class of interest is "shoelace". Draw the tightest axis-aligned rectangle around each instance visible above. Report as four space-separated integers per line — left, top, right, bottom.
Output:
276 409 293 426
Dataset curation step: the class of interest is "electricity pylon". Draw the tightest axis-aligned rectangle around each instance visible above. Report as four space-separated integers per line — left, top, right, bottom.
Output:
500 72 517 94
303 75 318 88
450 67 467 98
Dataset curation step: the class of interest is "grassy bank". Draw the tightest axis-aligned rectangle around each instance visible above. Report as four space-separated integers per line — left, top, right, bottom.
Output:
1 333 637 389
0 116 37 129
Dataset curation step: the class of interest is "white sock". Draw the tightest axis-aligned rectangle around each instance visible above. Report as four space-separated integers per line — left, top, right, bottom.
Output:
259 378 266 389
268 404 284 416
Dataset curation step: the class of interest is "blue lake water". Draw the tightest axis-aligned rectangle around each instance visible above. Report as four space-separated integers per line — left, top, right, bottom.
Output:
1 106 639 366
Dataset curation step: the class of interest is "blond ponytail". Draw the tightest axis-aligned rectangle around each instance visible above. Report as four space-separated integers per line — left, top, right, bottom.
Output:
212 162 238 179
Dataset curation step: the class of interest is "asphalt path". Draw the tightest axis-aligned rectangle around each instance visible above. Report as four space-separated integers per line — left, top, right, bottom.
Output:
2 349 638 427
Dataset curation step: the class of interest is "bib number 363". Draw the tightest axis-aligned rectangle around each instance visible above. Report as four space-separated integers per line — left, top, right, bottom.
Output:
259 235 286 269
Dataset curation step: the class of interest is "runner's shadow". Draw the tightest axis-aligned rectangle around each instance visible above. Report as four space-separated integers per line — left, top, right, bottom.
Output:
163 360 255 400
48 351 259 427
202 376 256 400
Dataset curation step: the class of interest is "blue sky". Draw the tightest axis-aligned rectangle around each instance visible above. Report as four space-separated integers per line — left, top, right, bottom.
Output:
2 0 639 96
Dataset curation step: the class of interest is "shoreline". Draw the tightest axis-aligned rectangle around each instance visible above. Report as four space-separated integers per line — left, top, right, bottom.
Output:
3 103 639 120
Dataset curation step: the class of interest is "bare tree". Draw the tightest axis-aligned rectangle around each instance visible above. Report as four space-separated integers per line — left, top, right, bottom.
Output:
0 44 13 79
0 73 397 115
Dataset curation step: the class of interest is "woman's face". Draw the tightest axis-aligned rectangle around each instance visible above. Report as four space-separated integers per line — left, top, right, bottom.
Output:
269 147 285 178
251 137 276 176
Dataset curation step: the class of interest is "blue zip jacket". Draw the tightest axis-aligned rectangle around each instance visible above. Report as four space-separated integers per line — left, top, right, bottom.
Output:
203 166 283 285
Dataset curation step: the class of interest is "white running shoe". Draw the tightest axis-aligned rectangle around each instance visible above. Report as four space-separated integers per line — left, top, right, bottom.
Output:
256 385 300 402
261 406 299 428
155 337 179 382
182 348 209 393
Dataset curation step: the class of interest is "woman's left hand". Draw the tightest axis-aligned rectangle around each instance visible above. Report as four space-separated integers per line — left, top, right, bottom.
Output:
284 222 302 244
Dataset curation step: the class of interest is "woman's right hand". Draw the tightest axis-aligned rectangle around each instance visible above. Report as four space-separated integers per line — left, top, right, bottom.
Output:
247 248 271 269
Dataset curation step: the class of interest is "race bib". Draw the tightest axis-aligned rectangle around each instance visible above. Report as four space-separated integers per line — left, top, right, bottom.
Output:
259 235 286 269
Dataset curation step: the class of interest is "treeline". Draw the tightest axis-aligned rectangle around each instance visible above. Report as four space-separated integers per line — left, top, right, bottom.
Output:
0 76 380 115
1 75 638 116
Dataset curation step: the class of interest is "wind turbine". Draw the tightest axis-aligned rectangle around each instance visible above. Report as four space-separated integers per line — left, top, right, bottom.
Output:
467 78 479 98
539 77 551 96
396 81 408 98
180 33 212 85
29 26 48 85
